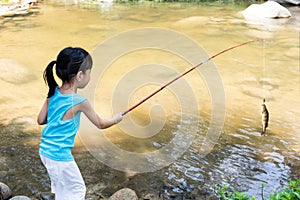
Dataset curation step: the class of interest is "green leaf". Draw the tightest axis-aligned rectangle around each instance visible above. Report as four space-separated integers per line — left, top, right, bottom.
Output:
292 191 300 200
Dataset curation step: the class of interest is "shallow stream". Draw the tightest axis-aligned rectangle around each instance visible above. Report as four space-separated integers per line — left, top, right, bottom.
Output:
0 1 299 199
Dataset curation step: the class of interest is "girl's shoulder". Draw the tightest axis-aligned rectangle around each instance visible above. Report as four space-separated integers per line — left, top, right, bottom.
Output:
50 88 87 106
73 93 87 105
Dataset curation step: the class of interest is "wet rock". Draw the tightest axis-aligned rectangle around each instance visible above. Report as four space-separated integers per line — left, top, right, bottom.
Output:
12 116 36 125
39 192 54 200
108 188 138 200
10 196 31 200
0 182 12 200
271 0 300 5
86 182 106 198
0 171 8 178
142 193 160 199
242 1 291 19
0 0 37 17
0 59 29 84
241 1 291 27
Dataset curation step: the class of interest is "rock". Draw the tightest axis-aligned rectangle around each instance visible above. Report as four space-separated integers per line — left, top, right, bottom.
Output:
284 47 300 59
142 193 160 199
271 0 300 5
242 87 272 99
108 188 138 200
0 59 30 84
0 0 37 17
12 116 36 126
10 196 31 200
0 171 8 178
242 1 292 19
0 182 12 200
39 192 54 200
241 1 292 27
86 182 106 197
174 16 209 28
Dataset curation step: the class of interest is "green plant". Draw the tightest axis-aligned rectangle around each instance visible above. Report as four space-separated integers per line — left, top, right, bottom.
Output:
268 179 300 200
214 179 300 200
215 184 256 200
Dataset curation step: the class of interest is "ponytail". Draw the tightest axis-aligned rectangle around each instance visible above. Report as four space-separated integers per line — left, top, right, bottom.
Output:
43 61 58 98
42 47 93 98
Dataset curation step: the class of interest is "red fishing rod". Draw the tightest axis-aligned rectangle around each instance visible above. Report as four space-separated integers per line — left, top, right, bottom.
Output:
121 39 259 116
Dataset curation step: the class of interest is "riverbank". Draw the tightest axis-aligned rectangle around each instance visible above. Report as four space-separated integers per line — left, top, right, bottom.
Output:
0 122 217 199
0 0 299 199
1 120 299 199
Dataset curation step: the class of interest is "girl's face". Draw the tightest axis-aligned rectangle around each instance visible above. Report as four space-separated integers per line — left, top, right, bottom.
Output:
78 69 91 88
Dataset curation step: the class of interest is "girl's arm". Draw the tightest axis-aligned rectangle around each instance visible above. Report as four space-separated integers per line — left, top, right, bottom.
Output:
37 99 49 125
80 100 122 129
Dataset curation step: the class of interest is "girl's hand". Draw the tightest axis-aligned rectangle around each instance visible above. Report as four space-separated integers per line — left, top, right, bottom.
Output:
113 113 123 124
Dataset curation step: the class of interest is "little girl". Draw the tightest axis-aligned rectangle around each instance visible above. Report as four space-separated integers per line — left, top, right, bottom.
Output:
37 47 123 200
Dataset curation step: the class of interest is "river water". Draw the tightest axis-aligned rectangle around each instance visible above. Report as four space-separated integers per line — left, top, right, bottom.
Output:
0 1 299 199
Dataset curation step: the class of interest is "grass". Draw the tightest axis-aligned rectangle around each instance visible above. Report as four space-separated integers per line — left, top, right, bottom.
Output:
214 179 300 200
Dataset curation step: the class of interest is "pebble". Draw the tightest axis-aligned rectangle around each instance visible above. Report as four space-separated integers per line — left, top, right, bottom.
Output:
108 188 138 200
0 182 12 200
0 171 8 178
153 142 162 148
10 196 31 200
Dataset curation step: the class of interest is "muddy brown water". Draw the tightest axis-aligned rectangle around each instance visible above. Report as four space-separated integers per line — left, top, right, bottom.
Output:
0 1 299 199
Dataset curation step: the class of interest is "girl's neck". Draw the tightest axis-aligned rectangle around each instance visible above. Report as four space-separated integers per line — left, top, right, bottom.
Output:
59 83 77 94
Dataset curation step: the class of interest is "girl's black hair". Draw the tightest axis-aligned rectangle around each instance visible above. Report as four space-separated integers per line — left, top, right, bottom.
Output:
43 47 93 98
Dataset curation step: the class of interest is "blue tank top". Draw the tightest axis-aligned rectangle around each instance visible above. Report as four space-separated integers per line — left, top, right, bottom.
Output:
39 87 86 161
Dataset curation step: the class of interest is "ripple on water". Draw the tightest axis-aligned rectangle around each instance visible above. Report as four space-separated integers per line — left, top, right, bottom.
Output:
164 127 297 197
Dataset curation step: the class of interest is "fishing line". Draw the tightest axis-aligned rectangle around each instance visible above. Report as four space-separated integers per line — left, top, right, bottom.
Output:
262 39 266 95
122 39 260 116
261 39 270 135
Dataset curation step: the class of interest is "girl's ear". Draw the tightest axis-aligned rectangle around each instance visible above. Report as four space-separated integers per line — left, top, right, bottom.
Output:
76 71 84 82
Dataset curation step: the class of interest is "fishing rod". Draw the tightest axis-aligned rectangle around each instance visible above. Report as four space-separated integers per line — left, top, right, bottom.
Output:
121 39 259 116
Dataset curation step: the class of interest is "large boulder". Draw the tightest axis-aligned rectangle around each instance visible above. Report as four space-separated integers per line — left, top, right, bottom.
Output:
242 1 291 19
108 188 138 200
0 182 12 200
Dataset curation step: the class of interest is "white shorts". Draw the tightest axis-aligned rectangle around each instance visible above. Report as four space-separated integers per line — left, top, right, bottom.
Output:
40 154 86 200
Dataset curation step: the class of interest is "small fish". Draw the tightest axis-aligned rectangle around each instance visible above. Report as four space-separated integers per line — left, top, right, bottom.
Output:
261 99 269 135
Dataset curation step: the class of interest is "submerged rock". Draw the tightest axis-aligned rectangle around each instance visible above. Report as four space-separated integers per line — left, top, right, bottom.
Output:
0 59 29 84
285 47 300 59
108 188 138 200
174 16 209 28
0 182 12 200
